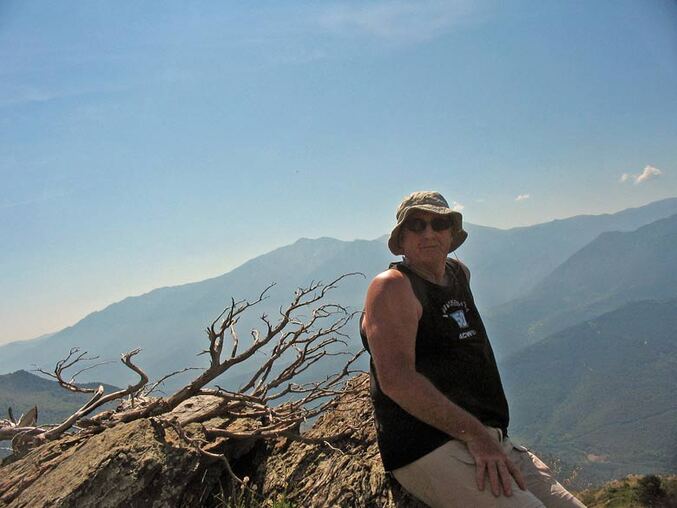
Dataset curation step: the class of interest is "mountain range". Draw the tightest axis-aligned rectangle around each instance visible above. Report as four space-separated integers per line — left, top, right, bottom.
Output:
459 197 677 309
2 198 675 385
1 197 676 483
485 212 677 359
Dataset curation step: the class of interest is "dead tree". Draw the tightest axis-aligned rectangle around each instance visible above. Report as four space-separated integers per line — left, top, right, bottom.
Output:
1 274 366 465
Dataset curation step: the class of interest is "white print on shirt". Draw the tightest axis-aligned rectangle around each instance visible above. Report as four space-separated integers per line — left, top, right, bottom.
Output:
459 330 477 339
441 299 470 314
449 309 469 329
441 299 477 339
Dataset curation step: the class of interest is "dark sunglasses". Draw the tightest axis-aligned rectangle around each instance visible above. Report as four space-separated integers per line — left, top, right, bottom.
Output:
403 216 454 233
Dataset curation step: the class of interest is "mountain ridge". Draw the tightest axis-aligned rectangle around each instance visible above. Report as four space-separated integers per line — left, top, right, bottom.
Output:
486 212 677 358
2 198 676 390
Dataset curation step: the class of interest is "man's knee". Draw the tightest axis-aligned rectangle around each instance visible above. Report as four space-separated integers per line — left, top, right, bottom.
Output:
508 446 586 508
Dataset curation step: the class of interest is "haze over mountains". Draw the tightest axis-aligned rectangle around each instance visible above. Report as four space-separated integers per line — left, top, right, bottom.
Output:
460 197 677 309
1 197 676 483
485 212 677 358
1 198 676 378
2 197 675 384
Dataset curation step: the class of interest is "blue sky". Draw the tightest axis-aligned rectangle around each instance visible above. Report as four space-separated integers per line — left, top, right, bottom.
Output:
1 0 676 344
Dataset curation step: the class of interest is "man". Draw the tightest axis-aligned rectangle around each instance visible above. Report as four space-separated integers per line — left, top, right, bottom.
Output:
360 191 585 508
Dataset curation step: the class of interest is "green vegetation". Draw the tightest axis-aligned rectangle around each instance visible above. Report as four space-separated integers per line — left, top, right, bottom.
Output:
208 477 295 508
503 298 677 486
578 475 677 507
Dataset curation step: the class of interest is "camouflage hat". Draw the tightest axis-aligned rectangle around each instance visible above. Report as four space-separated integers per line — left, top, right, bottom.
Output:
388 191 467 255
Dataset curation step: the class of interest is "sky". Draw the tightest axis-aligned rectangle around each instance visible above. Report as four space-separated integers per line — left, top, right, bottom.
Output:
1 0 676 345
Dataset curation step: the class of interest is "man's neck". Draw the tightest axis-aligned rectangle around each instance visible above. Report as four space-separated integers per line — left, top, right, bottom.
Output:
403 258 448 286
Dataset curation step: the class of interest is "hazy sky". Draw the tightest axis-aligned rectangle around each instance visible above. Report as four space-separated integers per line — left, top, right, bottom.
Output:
2 0 676 344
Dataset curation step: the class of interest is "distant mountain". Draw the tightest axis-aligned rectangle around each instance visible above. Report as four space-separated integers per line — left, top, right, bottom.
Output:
1 198 675 390
486 213 677 359
0 238 390 389
0 370 119 457
0 370 120 425
459 197 677 309
501 298 677 485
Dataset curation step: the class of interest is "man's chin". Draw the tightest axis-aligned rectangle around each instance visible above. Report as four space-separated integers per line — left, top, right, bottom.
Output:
410 250 445 263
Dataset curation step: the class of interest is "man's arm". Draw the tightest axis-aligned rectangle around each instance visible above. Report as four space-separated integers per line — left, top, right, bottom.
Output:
363 269 525 497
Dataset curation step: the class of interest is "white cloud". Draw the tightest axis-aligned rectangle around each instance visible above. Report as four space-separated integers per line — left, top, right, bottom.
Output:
515 194 530 201
635 165 663 184
451 201 464 212
619 165 663 185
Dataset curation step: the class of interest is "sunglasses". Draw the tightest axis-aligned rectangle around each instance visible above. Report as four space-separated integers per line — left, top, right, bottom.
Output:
403 216 454 233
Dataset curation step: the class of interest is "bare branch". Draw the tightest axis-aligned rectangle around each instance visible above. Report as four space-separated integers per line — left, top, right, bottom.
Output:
43 385 105 440
79 349 149 415
228 323 239 358
32 347 105 394
165 418 262 502
0 425 47 441
18 348 151 446
11 274 367 468
143 367 205 396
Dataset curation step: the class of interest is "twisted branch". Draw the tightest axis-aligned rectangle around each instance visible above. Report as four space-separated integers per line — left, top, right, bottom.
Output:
7 273 368 485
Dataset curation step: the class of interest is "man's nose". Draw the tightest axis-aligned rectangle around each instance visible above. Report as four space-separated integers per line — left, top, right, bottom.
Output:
421 224 436 237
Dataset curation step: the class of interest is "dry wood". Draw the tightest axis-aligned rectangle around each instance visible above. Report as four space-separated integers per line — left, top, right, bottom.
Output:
2 273 367 479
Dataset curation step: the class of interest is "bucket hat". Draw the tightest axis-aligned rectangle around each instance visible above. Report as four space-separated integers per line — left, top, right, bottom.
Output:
388 191 467 255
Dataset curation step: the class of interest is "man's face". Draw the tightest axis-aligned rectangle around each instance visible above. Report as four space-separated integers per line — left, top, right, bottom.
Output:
399 210 453 265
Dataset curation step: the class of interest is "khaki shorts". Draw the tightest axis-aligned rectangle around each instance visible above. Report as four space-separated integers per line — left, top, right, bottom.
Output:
391 428 586 508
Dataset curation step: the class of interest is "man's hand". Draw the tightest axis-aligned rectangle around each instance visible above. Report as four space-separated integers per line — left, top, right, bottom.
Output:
465 431 527 497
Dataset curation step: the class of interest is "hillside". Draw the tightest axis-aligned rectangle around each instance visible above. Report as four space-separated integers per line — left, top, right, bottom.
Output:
578 474 677 507
0 370 119 458
501 298 677 486
487 213 677 359
0 370 119 425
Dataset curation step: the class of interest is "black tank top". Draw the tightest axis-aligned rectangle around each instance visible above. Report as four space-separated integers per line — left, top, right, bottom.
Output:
360 259 509 471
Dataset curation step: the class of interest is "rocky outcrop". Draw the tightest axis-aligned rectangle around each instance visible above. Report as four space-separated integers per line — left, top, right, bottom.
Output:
0 418 202 507
257 374 423 507
0 373 424 507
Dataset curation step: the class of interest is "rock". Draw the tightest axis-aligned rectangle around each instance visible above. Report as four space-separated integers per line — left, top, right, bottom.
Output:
257 373 425 507
0 374 425 507
0 418 204 508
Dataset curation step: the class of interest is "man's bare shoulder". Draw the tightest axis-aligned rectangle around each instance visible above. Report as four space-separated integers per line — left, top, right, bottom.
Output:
368 268 413 297
372 267 407 283
365 268 420 320
364 268 420 343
